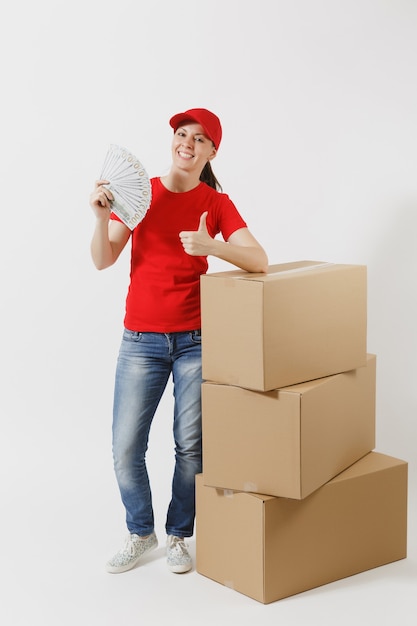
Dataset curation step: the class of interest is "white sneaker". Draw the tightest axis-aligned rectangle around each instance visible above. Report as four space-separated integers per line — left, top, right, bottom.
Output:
166 535 192 573
106 532 158 573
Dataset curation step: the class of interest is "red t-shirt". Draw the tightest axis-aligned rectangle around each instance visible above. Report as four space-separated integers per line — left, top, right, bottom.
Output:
111 177 247 332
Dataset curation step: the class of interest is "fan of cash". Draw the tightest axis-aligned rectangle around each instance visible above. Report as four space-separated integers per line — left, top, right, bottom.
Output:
100 144 152 229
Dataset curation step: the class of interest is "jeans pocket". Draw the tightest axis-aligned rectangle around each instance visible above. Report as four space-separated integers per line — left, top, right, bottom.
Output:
190 329 202 344
123 328 143 342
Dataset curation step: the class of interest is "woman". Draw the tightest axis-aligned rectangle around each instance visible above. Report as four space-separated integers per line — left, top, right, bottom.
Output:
90 108 268 575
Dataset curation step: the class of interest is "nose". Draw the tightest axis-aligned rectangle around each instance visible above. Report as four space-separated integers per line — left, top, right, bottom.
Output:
180 137 192 149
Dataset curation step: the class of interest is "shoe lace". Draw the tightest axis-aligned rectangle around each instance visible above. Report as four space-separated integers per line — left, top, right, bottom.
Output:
123 534 137 556
169 536 188 555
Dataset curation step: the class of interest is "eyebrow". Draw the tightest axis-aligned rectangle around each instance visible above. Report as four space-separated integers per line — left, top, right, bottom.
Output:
178 126 207 138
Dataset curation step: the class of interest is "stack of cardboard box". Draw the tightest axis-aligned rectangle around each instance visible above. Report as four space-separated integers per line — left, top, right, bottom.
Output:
196 260 407 604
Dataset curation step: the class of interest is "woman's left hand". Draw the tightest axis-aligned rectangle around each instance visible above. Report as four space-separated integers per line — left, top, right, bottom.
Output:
179 212 213 256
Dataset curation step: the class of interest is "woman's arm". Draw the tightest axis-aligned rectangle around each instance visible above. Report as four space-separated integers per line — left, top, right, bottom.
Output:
179 211 268 273
91 219 131 270
211 226 268 273
90 180 131 270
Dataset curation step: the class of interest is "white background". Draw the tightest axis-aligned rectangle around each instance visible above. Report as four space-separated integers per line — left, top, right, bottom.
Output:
1 0 416 624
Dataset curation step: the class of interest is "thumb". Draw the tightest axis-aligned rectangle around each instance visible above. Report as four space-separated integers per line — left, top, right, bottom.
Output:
198 211 208 231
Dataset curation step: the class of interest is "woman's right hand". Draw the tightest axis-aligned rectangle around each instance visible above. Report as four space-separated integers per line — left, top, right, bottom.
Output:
89 180 114 220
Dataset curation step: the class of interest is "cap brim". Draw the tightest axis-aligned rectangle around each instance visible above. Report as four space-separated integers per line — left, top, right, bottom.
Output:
169 112 199 130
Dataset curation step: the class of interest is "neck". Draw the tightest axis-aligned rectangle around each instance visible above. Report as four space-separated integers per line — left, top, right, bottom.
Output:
161 169 201 193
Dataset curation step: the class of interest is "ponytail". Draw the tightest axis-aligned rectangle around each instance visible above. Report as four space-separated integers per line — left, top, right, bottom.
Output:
200 161 222 192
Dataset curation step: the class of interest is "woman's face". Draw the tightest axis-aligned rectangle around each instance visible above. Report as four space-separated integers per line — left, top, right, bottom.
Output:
171 122 216 175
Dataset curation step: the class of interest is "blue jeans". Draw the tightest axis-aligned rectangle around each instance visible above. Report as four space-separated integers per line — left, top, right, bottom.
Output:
112 329 203 538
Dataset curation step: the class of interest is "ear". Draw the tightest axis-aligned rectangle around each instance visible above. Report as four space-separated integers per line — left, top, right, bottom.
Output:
208 147 217 161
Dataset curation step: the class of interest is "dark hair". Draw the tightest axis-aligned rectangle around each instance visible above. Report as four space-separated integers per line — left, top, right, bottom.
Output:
200 161 222 192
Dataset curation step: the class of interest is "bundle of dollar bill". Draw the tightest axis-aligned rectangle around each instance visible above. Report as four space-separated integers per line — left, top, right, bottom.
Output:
100 144 152 229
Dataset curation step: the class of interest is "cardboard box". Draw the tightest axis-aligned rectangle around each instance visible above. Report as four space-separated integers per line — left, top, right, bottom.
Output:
201 261 367 391
202 354 376 499
196 452 408 604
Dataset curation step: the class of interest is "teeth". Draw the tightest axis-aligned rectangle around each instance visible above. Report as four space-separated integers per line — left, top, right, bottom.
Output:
178 151 193 159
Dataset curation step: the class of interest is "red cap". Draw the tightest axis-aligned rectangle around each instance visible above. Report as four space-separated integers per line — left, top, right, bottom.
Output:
169 108 222 150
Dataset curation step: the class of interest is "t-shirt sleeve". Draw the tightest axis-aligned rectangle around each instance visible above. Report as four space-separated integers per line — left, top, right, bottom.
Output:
216 193 248 242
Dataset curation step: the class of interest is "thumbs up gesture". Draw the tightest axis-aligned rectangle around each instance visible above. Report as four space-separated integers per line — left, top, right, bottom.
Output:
179 212 213 256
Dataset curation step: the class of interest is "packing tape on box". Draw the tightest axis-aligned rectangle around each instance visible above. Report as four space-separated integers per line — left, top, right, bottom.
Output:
224 580 235 590
224 485 258 497
244 482 258 492
267 262 335 277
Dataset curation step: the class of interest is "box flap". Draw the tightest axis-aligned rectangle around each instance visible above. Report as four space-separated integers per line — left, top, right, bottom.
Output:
330 451 407 484
203 260 328 282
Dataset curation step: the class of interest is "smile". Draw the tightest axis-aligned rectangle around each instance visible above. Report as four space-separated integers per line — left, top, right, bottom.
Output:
178 151 193 159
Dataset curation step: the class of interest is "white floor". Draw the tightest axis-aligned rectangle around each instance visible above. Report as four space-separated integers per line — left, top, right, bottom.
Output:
2 419 416 626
